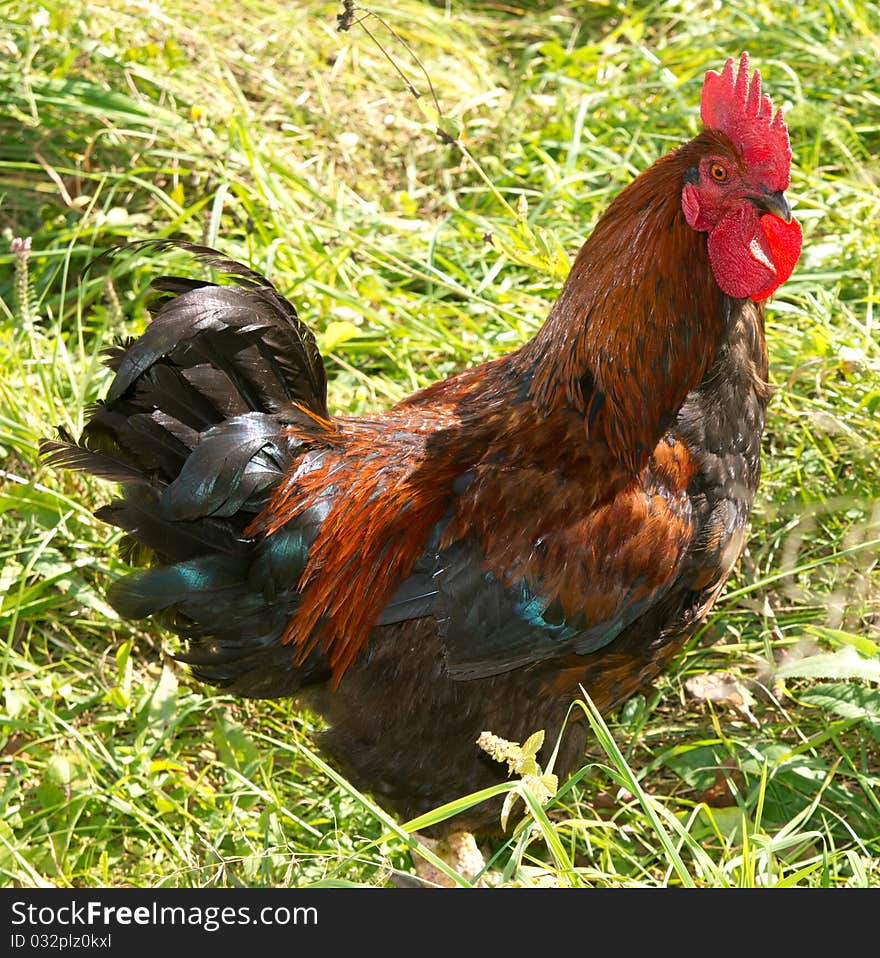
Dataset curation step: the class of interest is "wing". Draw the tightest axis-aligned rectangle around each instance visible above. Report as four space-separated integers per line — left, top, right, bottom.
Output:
435 481 694 679
375 436 715 680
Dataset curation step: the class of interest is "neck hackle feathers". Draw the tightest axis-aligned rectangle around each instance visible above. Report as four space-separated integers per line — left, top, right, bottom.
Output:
700 52 792 192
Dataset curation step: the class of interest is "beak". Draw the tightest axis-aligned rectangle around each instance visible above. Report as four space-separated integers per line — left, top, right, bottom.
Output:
750 189 793 224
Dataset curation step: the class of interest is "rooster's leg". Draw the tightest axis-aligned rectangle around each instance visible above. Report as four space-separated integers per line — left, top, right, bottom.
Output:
410 830 487 887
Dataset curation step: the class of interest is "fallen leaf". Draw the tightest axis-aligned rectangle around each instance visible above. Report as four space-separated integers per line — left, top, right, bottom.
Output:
685 671 760 727
696 756 745 808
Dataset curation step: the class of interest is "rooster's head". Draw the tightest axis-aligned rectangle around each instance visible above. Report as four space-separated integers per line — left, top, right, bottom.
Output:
681 52 802 301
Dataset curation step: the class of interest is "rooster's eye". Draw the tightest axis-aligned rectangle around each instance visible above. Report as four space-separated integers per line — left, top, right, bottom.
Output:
709 162 728 183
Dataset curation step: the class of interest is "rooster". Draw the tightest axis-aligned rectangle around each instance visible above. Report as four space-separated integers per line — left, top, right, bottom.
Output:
43 53 801 859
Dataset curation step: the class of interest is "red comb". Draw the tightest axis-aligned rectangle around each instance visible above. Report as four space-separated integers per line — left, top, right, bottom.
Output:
701 52 792 192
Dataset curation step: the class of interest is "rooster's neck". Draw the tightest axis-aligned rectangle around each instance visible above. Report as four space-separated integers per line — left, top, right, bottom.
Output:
516 138 728 474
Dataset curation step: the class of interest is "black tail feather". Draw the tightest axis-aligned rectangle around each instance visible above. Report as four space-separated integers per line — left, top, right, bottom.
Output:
42 243 336 699
40 434 149 485
100 242 328 419
94 485 249 563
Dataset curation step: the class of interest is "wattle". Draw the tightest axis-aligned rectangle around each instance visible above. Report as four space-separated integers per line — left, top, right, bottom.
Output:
707 205 802 301
750 214 802 301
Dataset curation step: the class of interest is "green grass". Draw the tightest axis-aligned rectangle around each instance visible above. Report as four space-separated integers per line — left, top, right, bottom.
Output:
1 0 878 888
